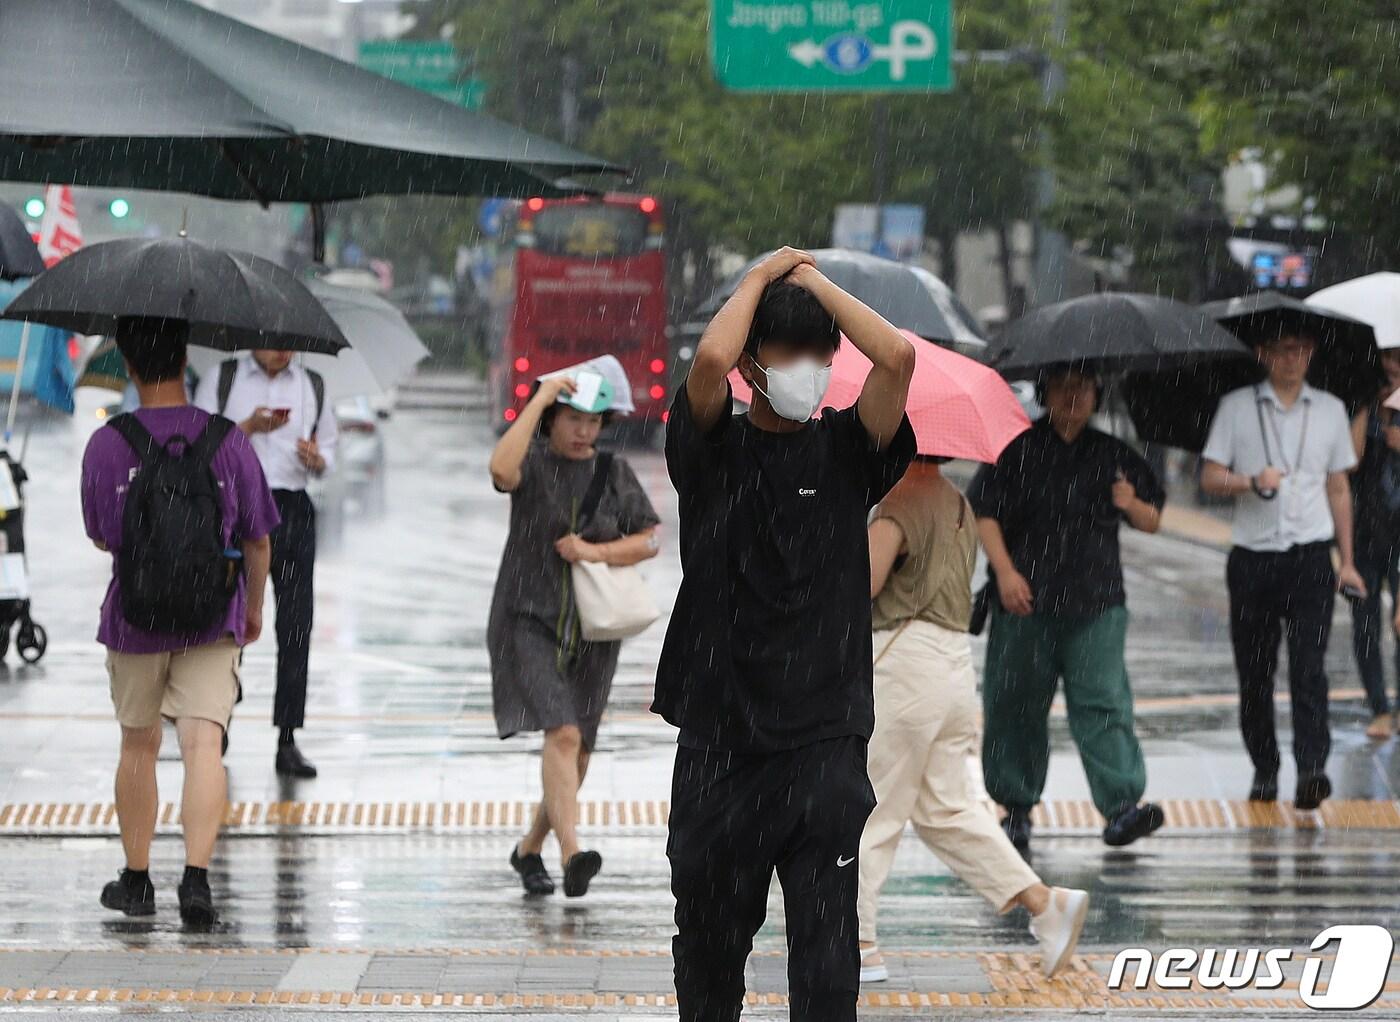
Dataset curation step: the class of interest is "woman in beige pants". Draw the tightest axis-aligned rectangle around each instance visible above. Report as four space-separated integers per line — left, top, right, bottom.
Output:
859 457 1089 981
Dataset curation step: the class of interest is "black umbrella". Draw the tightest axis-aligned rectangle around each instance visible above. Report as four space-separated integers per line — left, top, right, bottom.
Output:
1201 292 1382 411
0 0 620 256
0 205 43 281
700 248 986 346
1 237 348 354
1120 292 1383 453
987 292 1250 378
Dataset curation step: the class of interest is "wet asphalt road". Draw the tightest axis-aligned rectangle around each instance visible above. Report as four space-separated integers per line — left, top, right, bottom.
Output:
0 388 1399 1016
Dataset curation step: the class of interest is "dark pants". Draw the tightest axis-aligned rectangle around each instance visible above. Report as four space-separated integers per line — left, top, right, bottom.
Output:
270 489 316 731
1226 543 1335 777
1352 535 1400 717
668 736 874 1022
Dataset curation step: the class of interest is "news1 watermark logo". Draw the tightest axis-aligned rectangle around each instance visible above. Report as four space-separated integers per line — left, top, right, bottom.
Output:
1108 926 1395 1010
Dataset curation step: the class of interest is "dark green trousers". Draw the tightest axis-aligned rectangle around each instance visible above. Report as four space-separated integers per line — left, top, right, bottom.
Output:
981 604 1146 818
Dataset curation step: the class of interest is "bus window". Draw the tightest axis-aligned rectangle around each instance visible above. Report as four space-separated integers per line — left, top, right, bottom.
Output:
532 205 650 258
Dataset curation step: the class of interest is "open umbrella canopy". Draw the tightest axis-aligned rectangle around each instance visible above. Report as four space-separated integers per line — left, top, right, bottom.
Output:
987 292 1249 379
1306 273 1400 350
727 331 1028 463
1201 291 1381 411
2 236 348 354
1120 293 1382 453
0 205 44 282
701 249 986 347
0 0 620 204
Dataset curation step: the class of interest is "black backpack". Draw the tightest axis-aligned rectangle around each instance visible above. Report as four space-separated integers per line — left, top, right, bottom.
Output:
107 413 239 635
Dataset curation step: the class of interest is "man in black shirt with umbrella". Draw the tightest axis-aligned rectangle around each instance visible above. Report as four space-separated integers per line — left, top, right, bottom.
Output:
970 365 1167 857
657 247 915 1021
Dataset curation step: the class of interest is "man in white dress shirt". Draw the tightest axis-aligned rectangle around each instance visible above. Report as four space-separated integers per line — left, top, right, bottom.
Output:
194 350 337 778
1200 329 1365 811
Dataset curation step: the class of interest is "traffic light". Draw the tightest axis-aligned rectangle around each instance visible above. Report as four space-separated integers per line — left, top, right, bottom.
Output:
108 198 131 219
23 197 44 219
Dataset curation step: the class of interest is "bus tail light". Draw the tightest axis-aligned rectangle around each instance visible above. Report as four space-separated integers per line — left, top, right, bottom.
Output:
650 358 666 374
504 408 518 422
639 196 658 214
649 385 665 400
514 384 531 398
514 356 531 373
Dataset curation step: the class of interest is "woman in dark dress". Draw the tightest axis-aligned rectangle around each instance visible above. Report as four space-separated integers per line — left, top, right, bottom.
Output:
487 373 661 898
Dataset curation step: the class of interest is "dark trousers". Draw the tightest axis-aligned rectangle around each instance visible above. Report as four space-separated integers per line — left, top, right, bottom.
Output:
270 489 316 731
1226 543 1335 777
1352 535 1400 717
668 736 874 1022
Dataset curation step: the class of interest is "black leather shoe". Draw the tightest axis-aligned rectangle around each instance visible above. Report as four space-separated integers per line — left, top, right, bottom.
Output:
562 850 603 898
1249 770 1278 802
510 847 555 896
1103 803 1165 847
178 874 218 928
1001 808 1032 859
1295 773 1331 811
275 743 318 779
100 869 155 917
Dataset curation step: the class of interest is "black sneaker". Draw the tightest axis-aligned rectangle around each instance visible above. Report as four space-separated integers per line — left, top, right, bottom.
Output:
509 847 555 896
1295 773 1332 811
178 873 218 928
562 850 602 898
1103 802 1165 847
100 869 155 917
1001 808 1032 859
1248 770 1278 802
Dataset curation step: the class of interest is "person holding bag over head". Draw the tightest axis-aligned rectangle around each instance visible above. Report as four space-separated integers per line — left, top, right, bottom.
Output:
487 360 661 900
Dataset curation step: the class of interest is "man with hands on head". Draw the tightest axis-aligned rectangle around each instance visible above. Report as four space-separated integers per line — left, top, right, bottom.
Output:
656 247 917 1022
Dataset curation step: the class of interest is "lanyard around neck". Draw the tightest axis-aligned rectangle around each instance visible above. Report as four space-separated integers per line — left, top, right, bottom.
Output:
1255 385 1309 475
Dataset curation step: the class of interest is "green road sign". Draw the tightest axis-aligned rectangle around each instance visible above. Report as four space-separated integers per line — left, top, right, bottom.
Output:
712 0 954 92
358 40 486 109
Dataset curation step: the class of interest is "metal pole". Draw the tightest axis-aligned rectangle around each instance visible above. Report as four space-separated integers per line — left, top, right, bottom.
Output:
4 321 32 446
1031 0 1069 306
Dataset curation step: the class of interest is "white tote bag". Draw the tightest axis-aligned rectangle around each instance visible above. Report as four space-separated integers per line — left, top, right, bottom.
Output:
571 560 660 641
570 452 660 642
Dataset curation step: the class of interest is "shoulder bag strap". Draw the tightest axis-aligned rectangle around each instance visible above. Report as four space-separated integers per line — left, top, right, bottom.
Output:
578 452 614 529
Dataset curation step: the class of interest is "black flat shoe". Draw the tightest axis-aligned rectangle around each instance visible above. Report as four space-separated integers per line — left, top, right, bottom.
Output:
1249 770 1278 802
563 850 602 898
1295 773 1331 811
1001 808 1032 860
275 743 318 779
1103 802 1165 847
100 869 155 917
178 875 218 928
509 847 555 896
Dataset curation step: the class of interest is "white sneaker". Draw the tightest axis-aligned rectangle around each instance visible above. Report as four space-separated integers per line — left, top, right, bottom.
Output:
1029 886 1089 978
859 946 889 983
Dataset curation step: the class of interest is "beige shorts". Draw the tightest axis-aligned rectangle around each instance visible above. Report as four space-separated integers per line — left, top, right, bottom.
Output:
107 638 241 730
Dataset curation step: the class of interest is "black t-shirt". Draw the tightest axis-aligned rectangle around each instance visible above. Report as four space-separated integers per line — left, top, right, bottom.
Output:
653 383 916 753
967 419 1165 617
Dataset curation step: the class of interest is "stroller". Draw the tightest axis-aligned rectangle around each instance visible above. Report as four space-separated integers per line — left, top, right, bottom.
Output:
0 449 46 664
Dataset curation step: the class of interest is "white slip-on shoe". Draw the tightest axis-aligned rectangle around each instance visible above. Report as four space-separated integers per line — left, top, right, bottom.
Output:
1029 887 1089 978
860 946 889 983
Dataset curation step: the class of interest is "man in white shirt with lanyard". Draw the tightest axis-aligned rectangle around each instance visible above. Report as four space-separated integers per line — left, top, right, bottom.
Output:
1201 328 1364 811
194 350 338 778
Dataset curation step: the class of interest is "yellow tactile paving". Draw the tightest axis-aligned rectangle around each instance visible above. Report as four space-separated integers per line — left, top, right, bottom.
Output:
3 797 1399 835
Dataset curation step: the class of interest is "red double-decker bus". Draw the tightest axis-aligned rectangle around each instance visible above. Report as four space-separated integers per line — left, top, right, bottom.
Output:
488 193 669 435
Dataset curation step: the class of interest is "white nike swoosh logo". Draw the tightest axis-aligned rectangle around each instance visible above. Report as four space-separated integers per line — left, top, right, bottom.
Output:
836 855 854 867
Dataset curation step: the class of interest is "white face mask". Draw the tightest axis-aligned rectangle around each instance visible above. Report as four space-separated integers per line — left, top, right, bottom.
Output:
750 356 832 422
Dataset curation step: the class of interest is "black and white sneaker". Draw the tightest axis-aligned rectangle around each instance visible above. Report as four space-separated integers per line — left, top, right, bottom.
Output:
100 869 155 917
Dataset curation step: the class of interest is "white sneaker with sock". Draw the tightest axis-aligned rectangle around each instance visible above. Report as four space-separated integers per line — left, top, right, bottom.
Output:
1029 886 1089 978
859 946 889 983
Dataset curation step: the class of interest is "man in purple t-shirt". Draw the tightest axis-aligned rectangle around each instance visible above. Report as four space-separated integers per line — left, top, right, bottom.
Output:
80 317 279 926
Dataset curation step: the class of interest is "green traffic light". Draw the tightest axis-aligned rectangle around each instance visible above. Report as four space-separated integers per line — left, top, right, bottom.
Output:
23 198 44 219
109 198 131 219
